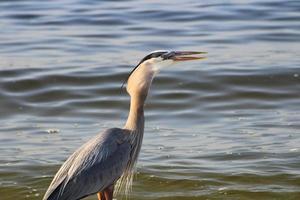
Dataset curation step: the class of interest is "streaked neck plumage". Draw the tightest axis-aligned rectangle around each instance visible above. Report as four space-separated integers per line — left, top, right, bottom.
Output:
118 62 155 194
124 61 156 132
124 93 145 132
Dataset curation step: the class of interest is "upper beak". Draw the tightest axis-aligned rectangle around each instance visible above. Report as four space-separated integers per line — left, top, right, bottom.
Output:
167 51 207 61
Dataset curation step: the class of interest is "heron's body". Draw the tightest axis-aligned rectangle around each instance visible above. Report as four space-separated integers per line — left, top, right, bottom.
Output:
43 50 205 200
43 128 132 200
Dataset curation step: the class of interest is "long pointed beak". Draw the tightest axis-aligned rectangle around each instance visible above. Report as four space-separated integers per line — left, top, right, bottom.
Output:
170 51 207 61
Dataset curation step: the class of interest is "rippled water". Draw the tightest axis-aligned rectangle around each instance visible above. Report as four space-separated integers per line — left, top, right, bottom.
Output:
1 0 300 199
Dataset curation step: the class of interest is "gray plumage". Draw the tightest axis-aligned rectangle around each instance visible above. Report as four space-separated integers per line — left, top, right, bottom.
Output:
43 128 133 200
43 50 205 200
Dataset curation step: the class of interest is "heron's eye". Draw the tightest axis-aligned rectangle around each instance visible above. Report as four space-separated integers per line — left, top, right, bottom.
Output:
162 52 174 60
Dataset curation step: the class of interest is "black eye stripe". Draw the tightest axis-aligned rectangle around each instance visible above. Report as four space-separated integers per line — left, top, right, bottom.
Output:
139 51 167 63
121 51 168 90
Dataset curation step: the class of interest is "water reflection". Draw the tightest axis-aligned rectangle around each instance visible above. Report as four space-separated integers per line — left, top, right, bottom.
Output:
0 0 299 199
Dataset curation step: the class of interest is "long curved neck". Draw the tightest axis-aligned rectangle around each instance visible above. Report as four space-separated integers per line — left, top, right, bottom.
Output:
124 62 155 132
124 94 145 132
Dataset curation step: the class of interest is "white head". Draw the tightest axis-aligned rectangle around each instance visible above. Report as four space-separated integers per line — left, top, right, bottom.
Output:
125 50 206 100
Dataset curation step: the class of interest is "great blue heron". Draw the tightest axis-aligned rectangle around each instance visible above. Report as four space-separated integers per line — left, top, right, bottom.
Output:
43 50 206 200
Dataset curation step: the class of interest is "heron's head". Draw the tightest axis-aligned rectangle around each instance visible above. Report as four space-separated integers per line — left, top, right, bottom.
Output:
125 50 206 100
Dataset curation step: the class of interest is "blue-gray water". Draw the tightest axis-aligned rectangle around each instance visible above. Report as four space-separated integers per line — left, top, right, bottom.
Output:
0 0 300 199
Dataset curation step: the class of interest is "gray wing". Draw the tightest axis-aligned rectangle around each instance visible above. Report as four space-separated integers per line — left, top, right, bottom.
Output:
43 128 131 200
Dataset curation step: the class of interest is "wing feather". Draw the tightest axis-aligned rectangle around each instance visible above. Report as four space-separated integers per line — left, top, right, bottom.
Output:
43 128 131 200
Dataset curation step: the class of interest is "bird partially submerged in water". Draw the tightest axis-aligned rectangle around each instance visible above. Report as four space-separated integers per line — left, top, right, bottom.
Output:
43 50 206 200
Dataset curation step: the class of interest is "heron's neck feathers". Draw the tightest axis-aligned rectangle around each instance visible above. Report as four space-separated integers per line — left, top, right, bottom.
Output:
124 94 145 132
124 62 155 132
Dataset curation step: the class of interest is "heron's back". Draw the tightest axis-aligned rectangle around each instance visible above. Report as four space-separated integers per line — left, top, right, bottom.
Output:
43 128 132 200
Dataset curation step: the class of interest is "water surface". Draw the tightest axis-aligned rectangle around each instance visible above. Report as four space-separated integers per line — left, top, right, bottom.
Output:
0 0 300 199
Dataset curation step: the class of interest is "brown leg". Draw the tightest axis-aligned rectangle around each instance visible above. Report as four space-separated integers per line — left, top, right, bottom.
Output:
97 185 114 200
104 185 114 200
97 192 104 200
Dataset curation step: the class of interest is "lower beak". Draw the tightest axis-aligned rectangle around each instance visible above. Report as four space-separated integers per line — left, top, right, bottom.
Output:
171 51 207 61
